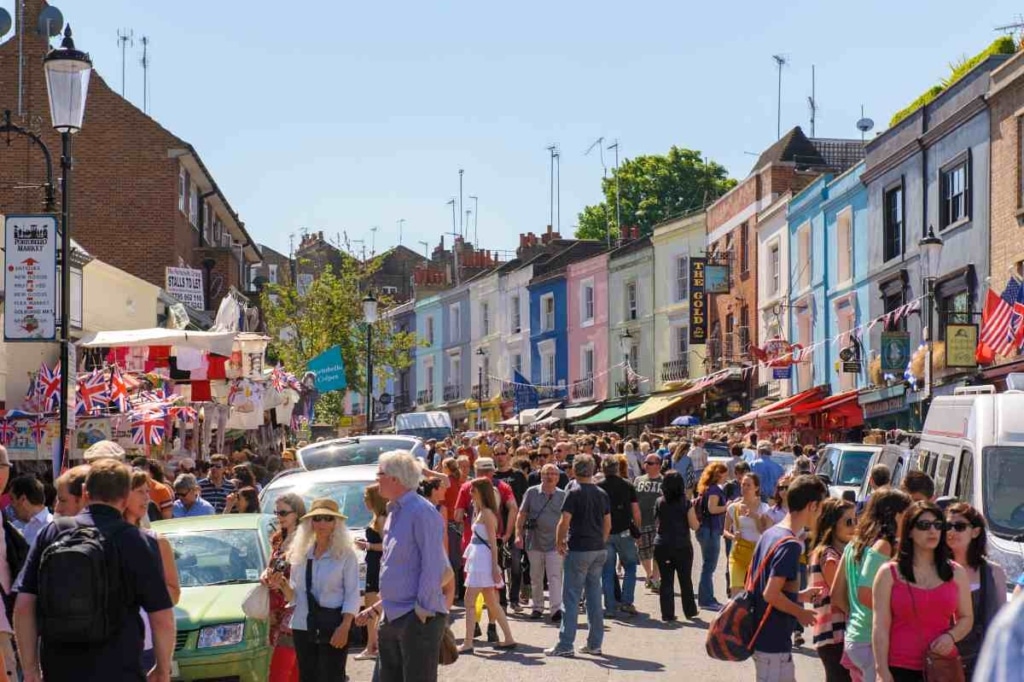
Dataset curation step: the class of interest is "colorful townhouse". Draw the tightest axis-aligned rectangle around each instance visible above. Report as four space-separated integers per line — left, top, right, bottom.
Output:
440 283 472 423
566 251 610 409
414 293 443 409
607 235 655 407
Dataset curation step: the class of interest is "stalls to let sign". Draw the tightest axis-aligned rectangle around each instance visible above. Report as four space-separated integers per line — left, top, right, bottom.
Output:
689 257 707 345
4 215 58 341
164 267 205 310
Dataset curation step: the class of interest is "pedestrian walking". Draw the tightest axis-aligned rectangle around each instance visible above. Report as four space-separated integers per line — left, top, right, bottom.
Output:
375 450 449 682
354 485 388 661
545 454 610 658
635 454 665 592
171 474 215 518
262 492 307 682
515 464 567 621
750 441 785 501
652 471 699 622
598 456 641 616
809 499 855 682
871 501 973 682
694 463 728 610
723 472 770 598
197 454 236 513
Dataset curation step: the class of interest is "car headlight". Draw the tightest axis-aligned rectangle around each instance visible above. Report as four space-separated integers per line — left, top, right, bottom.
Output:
197 623 245 648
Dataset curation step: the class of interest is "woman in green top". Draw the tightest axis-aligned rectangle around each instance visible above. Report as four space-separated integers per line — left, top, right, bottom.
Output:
831 488 911 681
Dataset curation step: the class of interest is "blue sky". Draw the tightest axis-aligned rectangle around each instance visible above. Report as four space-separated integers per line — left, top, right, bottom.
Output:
38 0 1024 259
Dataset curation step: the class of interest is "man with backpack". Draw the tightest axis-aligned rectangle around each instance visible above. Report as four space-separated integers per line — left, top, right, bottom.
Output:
13 458 176 682
747 474 827 682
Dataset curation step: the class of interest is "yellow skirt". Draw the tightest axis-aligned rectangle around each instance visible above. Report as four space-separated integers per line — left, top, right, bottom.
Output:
728 538 756 590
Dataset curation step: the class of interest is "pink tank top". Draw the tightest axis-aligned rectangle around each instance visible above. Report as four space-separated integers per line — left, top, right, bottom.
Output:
888 564 959 671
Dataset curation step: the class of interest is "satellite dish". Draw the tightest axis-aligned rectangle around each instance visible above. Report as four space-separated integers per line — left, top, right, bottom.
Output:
856 117 875 134
38 6 64 37
0 9 11 38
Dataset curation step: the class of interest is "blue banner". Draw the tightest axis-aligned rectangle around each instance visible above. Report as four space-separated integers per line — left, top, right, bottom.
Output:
512 370 538 413
772 366 792 380
307 345 347 392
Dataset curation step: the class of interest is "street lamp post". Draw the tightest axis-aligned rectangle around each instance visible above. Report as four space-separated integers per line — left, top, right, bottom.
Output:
918 225 944 403
44 26 91 464
475 346 487 428
363 291 378 435
620 329 633 437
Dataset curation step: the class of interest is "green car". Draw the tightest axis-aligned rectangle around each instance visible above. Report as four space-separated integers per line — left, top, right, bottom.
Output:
153 514 274 682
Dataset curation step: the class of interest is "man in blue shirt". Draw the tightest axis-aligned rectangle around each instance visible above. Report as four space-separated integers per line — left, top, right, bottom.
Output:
375 450 449 682
750 441 785 502
974 590 1024 681
171 474 215 518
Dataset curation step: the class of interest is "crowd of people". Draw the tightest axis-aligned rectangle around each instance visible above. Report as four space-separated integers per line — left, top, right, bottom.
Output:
0 426 1017 681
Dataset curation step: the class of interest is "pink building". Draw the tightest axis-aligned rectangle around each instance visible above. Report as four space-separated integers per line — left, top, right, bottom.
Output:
566 252 610 404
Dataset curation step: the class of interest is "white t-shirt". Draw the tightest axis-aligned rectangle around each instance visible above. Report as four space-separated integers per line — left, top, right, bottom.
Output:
690 446 708 471
728 500 770 543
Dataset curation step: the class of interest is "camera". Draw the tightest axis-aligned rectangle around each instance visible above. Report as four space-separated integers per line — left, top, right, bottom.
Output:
524 519 538 531
270 556 289 574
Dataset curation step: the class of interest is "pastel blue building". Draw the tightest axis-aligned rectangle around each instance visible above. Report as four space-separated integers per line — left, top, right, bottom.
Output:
381 300 416 422
439 284 472 418
414 293 443 409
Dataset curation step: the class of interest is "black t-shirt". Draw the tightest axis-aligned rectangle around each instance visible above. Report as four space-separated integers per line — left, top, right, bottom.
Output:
15 504 173 681
493 469 528 505
562 483 610 552
528 469 570 490
598 475 638 534
654 497 692 548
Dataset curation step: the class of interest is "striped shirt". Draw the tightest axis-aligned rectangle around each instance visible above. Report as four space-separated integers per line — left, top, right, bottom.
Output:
810 545 846 647
198 477 235 513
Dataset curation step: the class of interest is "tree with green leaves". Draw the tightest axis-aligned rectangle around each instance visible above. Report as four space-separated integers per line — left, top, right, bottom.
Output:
261 257 418 426
575 146 736 241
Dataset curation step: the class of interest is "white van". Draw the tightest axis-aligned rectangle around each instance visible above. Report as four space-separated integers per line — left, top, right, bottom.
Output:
395 410 453 442
916 385 1024 591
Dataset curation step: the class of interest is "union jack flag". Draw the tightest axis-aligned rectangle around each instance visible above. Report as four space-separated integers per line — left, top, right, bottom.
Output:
109 365 131 412
37 362 61 412
270 365 287 392
76 369 110 415
169 404 197 423
30 416 47 445
0 420 14 446
131 411 165 447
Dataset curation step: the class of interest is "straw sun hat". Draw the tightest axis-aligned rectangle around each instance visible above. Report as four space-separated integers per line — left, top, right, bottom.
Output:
300 497 348 522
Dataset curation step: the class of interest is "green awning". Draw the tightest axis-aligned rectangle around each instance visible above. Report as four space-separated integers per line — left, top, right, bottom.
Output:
574 404 640 425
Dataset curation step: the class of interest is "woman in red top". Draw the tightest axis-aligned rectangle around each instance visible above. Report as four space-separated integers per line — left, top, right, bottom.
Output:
871 502 973 682
261 492 306 682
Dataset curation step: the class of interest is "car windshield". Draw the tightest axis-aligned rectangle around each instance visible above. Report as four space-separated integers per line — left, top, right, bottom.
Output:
983 447 1024 537
300 439 412 470
261 479 374 529
704 442 729 458
835 450 874 486
165 529 265 588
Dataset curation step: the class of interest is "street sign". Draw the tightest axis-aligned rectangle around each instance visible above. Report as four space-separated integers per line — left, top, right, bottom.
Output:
4 215 58 341
842 362 861 374
772 366 791 380
689 258 707 345
307 345 347 392
165 267 205 310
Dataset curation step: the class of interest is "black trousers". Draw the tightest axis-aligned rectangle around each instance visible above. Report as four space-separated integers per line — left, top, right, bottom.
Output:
818 642 851 682
653 543 698 620
889 667 924 682
497 538 522 607
377 611 446 682
293 628 349 682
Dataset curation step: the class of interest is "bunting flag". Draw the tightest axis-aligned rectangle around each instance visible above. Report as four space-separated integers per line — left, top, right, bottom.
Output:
76 369 110 416
30 416 47 445
169 404 197 423
131 411 165 447
270 365 287 392
109 365 131 412
977 277 1024 364
37 362 61 412
0 420 14 446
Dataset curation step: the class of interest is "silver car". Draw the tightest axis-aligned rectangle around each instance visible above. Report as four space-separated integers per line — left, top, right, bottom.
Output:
297 435 427 470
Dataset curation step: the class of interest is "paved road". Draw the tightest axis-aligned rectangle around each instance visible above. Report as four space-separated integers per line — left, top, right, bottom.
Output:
347 549 823 681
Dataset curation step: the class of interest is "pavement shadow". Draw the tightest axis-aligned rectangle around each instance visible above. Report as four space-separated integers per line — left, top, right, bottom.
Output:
462 643 547 666
588 652 668 673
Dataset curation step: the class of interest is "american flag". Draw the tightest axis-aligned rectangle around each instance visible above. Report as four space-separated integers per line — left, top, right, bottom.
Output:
76 369 110 415
980 277 1024 358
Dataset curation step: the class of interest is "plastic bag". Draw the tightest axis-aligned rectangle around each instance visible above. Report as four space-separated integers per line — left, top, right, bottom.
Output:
241 584 270 620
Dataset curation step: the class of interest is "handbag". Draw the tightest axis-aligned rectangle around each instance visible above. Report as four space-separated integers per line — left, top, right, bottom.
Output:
241 583 270 620
305 559 344 644
900 564 966 682
439 626 459 666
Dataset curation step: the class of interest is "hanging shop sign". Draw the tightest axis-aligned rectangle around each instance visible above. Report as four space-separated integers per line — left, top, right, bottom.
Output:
307 345 348 392
751 336 802 369
165 267 205 310
4 215 58 342
945 324 978 368
689 257 707 345
839 346 861 374
725 399 745 417
705 263 731 295
880 331 911 372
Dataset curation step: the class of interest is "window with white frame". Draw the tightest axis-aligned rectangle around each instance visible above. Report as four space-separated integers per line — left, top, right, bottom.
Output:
248 266 258 290
510 295 521 333
676 256 688 302
425 363 435 393
940 154 970 229
582 345 595 378
769 242 780 296
481 302 490 336
268 264 279 284
178 168 187 213
541 351 556 385
629 341 640 374
675 327 688 361
450 353 461 385
581 280 595 324
797 223 811 291
626 280 638 320
541 294 555 331
449 304 461 342
189 183 198 227
836 208 853 285
426 316 435 346
511 353 523 376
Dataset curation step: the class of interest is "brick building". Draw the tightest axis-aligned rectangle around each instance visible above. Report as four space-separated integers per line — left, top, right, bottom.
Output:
0 0 260 314
989 50 1024 285
247 244 293 291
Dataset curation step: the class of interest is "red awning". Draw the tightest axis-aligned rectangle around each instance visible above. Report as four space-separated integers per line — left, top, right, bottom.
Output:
791 389 859 415
791 389 864 428
726 386 826 426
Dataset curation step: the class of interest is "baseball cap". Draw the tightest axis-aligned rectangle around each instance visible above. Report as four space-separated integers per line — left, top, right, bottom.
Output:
475 457 496 473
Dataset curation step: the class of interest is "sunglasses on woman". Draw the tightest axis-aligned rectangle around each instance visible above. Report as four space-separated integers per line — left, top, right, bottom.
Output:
273 510 294 518
311 515 336 523
913 519 946 531
945 521 972 533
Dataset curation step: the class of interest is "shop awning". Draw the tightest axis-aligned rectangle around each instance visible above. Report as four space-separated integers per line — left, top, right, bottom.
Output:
613 392 686 424
551 404 600 421
575 404 639 425
791 389 864 427
77 328 239 356
496 403 560 426
727 386 826 426
672 369 736 403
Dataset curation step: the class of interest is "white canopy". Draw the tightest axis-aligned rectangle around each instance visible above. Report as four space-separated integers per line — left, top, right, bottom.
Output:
76 328 238 357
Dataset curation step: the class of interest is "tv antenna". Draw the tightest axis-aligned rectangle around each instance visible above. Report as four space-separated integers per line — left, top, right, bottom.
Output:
995 16 1024 42
807 64 817 138
856 105 875 142
369 226 378 256
397 218 406 246
585 137 610 246
468 195 479 246
546 145 559 233
418 240 429 258
772 54 788 140
118 29 134 98
140 36 151 114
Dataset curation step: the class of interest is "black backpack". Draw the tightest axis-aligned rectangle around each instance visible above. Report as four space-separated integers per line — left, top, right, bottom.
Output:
37 518 130 644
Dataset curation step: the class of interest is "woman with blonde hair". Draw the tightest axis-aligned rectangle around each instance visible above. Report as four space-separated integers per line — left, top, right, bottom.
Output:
694 462 728 610
262 492 307 682
723 472 770 597
272 499 360 681
353 484 387 661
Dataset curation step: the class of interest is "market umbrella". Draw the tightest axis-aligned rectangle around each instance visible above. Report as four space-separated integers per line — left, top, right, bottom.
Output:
671 415 701 427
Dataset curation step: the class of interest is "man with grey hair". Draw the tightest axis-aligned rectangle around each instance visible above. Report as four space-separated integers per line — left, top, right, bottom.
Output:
171 474 214 518
545 454 610 658
750 440 785 502
375 450 449 682
516 463 567 622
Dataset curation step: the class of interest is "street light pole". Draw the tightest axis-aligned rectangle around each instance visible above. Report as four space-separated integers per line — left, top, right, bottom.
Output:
620 328 633 438
919 225 944 404
363 291 378 435
44 27 91 465
476 346 486 428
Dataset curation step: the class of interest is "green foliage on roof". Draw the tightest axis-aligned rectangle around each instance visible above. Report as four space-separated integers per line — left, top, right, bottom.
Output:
889 36 1017 128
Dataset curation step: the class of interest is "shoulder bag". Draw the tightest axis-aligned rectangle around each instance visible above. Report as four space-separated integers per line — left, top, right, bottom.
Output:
305 558 344 644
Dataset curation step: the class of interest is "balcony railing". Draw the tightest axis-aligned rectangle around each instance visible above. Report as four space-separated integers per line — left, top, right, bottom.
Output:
537 385 566 400
500 381 516 399
443 384 462 402
392 394 410 413
471 383 492 401
571 377 594 401
416 389 433 405
661 359 689 383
